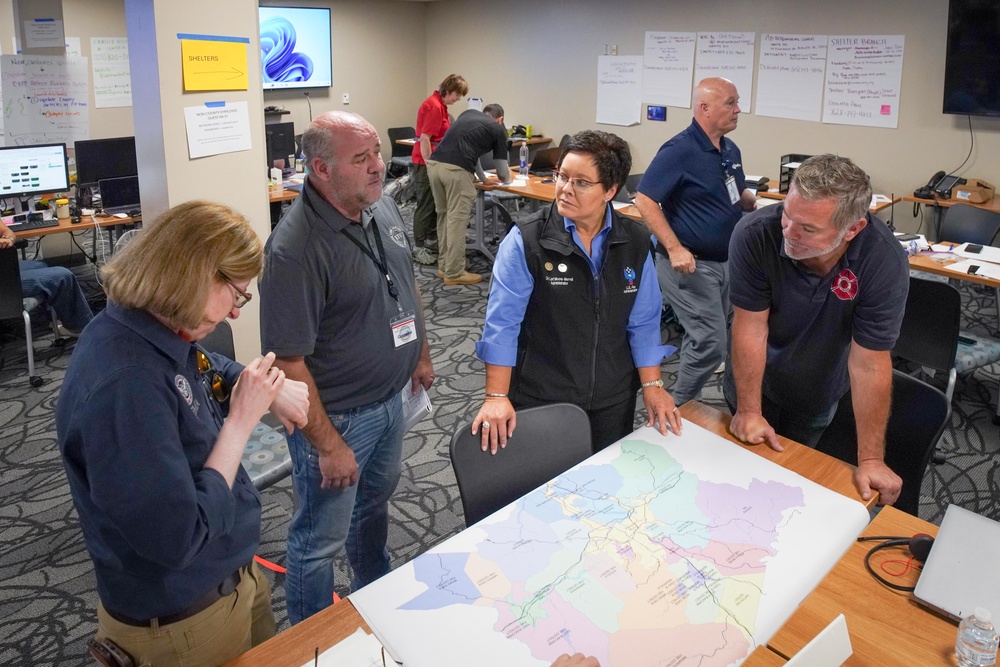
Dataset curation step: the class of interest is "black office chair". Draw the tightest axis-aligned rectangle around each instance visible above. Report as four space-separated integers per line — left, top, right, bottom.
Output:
613 173 644 204
816 370 950 516
449 403 593 526
558 134 572 148
386 126 416 179
0 243 60 387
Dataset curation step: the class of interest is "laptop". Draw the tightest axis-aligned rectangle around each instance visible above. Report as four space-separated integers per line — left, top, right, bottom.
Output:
98 175 141 215
528 147 561 176
913 504 1000 621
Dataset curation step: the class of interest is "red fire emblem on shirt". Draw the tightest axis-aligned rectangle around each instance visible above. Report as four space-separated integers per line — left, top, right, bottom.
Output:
831 269 859 301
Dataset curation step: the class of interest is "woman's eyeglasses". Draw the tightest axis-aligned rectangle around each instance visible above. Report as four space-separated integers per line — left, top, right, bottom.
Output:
553 171 598 192
196 349 230 403
219 272 252 309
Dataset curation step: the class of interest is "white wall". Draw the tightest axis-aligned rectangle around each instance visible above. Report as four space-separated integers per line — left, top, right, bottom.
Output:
426 0 1000 232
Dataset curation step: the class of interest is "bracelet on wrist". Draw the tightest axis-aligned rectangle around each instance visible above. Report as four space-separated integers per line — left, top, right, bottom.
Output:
640 379 664 389
485 392 508 398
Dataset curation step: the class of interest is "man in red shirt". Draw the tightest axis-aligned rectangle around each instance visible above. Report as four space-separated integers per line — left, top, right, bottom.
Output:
411 74 468 265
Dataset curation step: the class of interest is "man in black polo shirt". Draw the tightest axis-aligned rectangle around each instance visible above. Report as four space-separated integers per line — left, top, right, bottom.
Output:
724 154 907 506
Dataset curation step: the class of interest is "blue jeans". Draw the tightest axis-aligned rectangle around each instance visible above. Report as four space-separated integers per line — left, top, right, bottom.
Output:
722 373 837 448
19 260 94 332
285 393 403 624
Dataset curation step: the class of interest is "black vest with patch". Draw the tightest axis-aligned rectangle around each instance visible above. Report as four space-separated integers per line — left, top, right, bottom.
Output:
511 204 651 410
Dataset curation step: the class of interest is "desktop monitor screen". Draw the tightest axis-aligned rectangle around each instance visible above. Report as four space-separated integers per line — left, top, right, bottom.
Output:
74 136 138 187
0 143 70 199
259 6 333 91
265 122 296 167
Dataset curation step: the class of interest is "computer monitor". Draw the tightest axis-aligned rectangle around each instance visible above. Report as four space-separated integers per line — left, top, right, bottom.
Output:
265 122 296 168
0 143 70 201
74 136 138 187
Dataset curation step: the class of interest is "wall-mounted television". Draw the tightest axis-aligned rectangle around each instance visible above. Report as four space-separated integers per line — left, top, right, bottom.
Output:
259 6 332 91
943 0 1000 116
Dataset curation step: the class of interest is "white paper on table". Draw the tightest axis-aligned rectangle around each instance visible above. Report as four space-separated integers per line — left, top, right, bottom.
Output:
894 233 929 251
952 242 1000 264
298 628 384 667
756 197 781 208
400 385 432 433
943 258 1000 281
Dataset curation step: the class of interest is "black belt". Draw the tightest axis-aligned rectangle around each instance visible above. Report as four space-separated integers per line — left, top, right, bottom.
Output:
106 567 244 627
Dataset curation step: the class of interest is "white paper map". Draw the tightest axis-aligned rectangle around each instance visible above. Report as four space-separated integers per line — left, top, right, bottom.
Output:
351 421 869 667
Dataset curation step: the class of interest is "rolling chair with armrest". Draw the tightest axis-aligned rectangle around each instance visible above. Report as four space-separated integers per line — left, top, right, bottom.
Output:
816 370 950 516
449 403 593 527
0 241 62 387
613 173 645 204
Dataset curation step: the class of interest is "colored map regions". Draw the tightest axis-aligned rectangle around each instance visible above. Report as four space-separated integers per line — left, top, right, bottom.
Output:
399 439 805 666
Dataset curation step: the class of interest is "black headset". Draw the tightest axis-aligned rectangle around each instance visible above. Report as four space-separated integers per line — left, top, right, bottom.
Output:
857 534 935 592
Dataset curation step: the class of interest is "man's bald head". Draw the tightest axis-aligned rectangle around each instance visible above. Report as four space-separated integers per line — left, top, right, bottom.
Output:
692 77 742 143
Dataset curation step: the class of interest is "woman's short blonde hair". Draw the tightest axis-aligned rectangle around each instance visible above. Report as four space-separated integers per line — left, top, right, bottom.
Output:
102 200 263 329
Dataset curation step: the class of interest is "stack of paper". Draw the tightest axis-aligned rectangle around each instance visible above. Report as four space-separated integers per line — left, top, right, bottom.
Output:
298 629 384 667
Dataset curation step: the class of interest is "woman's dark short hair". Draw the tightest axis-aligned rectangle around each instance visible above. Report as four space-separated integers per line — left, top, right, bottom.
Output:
558 130 632 194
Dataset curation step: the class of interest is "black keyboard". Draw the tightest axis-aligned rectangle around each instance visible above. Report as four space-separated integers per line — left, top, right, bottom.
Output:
9 217 60 232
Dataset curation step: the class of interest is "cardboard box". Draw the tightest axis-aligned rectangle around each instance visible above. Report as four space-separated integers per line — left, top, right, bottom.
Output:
953 179 995 204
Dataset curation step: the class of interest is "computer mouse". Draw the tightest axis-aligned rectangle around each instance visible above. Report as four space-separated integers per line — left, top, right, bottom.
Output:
127 209 141 219
71 215 82 224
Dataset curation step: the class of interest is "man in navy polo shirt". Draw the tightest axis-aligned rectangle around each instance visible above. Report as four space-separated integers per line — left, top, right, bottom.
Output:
724 154 906 506
635 77 757 406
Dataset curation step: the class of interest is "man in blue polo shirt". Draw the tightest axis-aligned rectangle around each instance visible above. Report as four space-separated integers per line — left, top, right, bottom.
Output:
635 77 757 406
724 154 906 506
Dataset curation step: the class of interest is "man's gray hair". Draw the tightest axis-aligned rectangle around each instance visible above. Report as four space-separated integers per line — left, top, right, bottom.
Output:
300 111 367 173
791 154 873 230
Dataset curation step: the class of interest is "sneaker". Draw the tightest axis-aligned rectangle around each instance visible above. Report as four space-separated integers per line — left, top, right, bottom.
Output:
714 362 726 374
424 237 439 251
57 323 81 339
443 271 483 286
437 269 444 279
412 247 437 265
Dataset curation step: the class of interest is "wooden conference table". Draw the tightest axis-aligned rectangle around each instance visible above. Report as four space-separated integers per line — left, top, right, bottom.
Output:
9 212 141 240
908 240 1000 290
225 400 874 667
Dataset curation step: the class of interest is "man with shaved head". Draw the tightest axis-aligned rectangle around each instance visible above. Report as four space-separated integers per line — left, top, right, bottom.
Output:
635 77 757 405
259 111 434 623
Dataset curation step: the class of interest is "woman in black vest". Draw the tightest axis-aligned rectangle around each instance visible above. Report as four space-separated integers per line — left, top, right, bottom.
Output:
472 130 681 454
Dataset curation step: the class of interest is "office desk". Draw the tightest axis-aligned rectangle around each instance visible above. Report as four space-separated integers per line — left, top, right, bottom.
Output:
902 194 1000 241
760 181 899 214
225 400 871 667
268 187 300 204
767 506 953 666
10 213 140 240
908 243 1000 290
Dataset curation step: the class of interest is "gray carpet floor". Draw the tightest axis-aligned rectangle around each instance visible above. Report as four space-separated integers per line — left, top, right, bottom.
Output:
1 200 998 666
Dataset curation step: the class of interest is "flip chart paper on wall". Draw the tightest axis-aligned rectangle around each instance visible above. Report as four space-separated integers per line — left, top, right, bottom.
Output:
596 55 642 127
91 37 132 108
0 54 90 145
183 100 252 159
643 32 696 108
179 33 250 92
823 35 904 129
694 32 756 110
756 34 827 122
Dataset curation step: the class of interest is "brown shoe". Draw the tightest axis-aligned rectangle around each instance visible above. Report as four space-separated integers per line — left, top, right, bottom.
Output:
437 270 444 279
443 271 482 286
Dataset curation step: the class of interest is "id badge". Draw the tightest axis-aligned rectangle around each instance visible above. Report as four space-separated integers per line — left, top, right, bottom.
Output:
391 311 417 348
726 175 740 205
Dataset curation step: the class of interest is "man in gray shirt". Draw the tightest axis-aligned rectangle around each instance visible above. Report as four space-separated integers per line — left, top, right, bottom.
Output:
259 111 434 624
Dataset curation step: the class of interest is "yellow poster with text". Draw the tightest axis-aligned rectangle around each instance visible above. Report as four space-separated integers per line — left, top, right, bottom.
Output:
181 38 248 91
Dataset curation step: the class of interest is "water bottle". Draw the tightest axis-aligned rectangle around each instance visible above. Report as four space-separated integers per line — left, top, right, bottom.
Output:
519 142 529 176
956 607 999 667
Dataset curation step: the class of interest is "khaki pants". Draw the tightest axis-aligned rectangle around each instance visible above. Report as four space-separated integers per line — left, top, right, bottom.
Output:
427 160 476 280
95 561 275 667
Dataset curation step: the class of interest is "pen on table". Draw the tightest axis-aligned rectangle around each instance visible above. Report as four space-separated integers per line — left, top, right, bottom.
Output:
314 646 318 667
949 243 955 251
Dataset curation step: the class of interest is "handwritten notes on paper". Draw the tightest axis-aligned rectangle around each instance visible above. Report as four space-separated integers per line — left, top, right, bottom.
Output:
91 37 132 108
643 32 696 108
695 32 755 107
823 35 904 128
179 34 249 92
596 56 642 126
756 34 828 121
0 54 89 145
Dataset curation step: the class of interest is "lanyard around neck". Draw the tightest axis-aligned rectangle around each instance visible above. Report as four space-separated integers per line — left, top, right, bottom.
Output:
341 220 400 301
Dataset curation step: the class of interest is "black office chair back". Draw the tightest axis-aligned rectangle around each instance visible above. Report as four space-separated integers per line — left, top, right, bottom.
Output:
558 134 572 148
893 277 961 374
449 403 593 526
939 203 1000 245
613 173 645 204
816 370 950 516
0 247 24 321
387 126 416 159
200 320 236 359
